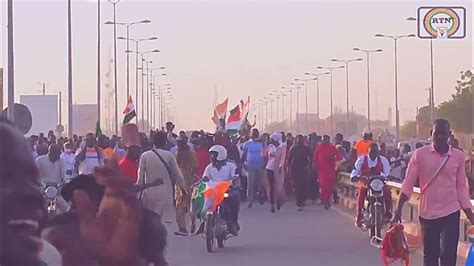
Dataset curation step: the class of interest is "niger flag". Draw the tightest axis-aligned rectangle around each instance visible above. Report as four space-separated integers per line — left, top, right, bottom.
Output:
123 96 136 124
226 104 241 131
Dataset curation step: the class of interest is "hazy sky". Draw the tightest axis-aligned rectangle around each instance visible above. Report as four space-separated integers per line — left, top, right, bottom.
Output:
1 0 472 131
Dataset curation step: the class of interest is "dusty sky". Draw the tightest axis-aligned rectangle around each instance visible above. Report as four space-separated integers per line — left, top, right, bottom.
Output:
1 0 472 131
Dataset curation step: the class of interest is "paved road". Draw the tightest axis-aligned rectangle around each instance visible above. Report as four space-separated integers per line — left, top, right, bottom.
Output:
166 202 463 266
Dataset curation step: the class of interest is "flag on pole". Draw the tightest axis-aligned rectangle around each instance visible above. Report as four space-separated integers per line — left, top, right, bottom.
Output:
226 104 242 132
123 96 136 124
239 96 251 131
211 98 228 127
95 121 103 138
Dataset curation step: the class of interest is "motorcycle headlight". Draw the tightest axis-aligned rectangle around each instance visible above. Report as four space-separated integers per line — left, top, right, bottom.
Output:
45 186 58 200
369 179 384 192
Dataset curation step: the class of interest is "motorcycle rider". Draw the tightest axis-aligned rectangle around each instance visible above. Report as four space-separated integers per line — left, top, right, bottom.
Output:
201 145 241 236
351 143 392 227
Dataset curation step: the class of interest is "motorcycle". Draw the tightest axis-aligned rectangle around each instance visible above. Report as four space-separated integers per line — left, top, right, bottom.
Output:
199 178 239 253
356 175 387 247
43 182 60 218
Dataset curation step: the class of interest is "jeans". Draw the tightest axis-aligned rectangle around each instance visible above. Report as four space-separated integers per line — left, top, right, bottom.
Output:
247 166 264 204
419 211 460 266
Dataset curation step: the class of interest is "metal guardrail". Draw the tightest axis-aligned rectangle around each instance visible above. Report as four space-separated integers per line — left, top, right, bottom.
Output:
337 172 473 243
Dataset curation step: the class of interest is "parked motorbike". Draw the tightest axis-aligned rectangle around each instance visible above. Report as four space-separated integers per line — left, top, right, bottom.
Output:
356 175 387 247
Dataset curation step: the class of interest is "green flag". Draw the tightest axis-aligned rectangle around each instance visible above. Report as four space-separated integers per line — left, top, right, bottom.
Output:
95 121 102 138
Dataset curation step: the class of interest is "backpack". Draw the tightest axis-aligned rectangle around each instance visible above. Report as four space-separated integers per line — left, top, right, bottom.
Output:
381 224 409 266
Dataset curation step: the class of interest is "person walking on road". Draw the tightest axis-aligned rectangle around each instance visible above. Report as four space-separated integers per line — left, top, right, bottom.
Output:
265 132 286 213
313 135 342 210
74 133 104 175
175 135 198 234
138 132 186 224
243 129 265 208
392 119 474 266
36 144 66 185
60 142 76 182
288 135 313 211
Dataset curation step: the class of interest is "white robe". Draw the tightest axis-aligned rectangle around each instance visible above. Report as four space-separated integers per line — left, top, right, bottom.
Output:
137 148 185 223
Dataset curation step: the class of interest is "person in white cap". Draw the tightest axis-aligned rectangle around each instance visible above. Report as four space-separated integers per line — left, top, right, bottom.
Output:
265 132 286 213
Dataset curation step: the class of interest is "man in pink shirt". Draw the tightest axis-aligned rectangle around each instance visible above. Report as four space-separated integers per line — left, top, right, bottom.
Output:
392 119 474 266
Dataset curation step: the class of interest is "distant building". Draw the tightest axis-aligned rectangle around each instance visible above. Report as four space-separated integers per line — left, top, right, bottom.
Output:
72 104 97 136
20 94 58 135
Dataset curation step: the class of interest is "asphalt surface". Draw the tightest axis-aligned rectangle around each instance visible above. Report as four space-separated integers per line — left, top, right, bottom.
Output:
165 201 464 266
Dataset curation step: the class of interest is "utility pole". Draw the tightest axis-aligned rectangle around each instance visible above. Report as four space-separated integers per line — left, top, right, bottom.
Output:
58 91 62 126
0 68 4 111
7 0 15 121
67 0 73 137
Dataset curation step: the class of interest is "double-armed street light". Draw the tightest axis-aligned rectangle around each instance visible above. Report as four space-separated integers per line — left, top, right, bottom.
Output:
330 58 363 136
375 33 416 141
353 48 383 132
304 72 330 132
315 66 345 136
118 36 157 121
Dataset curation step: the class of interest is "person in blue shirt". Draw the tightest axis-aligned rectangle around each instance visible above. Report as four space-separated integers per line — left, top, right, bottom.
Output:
242 129 265 208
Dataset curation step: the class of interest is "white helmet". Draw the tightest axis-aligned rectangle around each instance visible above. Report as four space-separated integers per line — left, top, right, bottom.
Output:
209 145 227 161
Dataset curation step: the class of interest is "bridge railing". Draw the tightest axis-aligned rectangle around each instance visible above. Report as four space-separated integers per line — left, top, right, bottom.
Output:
337 172 473 253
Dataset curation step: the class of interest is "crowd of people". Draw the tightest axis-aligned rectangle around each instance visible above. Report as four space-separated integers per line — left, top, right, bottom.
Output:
2 113 473 265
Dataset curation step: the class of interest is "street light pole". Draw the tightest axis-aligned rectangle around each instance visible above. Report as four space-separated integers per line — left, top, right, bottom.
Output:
375 33 415 141
407 17 435 124
304 72 329 133
67 0 73 136
353 48 383 132
331 58 363 137
96 0 101 126
121 37 157 122
7 0 15 122
316 66 344 136
107 0 120 134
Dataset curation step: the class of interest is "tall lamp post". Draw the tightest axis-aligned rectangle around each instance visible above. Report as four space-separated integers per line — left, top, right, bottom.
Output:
67 0 73 136
281 86 293 130
375 33 415 141
126 49 159 129
304 72 330 132
353 48 383 132
150 72 166 128
159 86 171 127
106 19 151 98
291 82 304 134
6 0 14 121
120 36 158 122
294 77 317 133
106 0 120 134
407 16 435 124
330 58 363 137
316 66 344 136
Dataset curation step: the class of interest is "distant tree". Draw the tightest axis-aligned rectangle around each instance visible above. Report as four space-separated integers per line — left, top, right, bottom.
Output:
401 121 417 140
416 105 434 126
437 70 473 133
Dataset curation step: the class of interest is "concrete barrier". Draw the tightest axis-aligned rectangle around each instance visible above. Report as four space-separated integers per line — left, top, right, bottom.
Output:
336 172 472 258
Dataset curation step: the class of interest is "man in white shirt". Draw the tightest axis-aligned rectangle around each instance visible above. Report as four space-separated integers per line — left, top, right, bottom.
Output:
389 148 406 181
201 145 240 235
74 133 104 175
350 143 392 227
60 142 76 182
36 144 65 185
